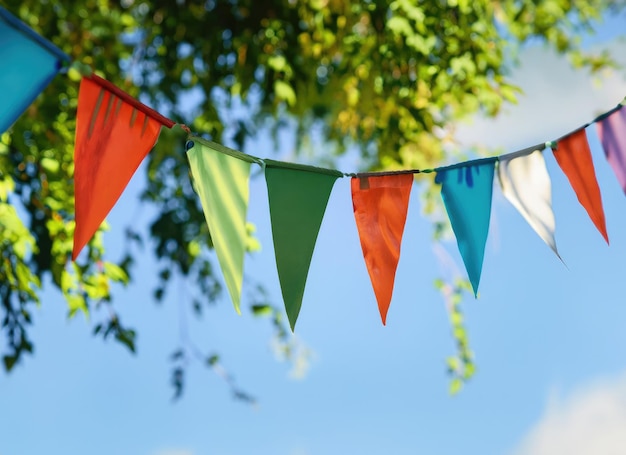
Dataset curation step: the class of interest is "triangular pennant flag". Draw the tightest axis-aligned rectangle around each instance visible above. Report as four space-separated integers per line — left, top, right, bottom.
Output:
498 148 560 257
553 129 609 243
0 7 70 133
351 174 413 325
187 139 257 314
435 159 495 296
73 75 175 260
597 106 626 194
264 160 341 331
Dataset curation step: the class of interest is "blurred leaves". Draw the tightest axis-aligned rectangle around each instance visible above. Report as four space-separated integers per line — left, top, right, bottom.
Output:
0 0 622 398
435 277 476 394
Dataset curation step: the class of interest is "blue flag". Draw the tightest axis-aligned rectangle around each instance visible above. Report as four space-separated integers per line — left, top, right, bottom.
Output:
435 159 495 296
0 7 69 133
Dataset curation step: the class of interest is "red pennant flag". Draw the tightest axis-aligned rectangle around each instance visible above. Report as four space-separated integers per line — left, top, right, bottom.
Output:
73 75 175 260
553 129 609 243
351 174 413 325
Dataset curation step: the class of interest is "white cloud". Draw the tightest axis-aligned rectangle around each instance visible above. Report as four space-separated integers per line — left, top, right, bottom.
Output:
456 40 626 152
512 373 626 455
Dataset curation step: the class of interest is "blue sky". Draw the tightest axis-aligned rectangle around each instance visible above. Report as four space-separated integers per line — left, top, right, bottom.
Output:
2 12 626 455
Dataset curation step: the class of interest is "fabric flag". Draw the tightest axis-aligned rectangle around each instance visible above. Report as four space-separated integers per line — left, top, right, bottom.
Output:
73 74 175 260
187 138 258 314
0 7 70 133
553 129 609 243
498 148 560 257
597 106 626 194
264 160 341 330
351 174 413 325
435 159 496 296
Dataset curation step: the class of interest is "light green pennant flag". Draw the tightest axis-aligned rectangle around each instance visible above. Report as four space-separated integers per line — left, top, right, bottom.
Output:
187 138 259 314
264 160 342 331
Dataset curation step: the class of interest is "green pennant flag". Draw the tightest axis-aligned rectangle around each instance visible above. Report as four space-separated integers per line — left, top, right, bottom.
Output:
264 160 342 331
187 138 258 314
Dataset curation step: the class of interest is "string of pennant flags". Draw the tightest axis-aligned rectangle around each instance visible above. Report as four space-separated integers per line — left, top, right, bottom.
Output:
2 7 626 331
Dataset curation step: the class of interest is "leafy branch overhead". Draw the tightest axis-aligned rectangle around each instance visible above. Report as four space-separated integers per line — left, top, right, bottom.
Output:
0 0 623 398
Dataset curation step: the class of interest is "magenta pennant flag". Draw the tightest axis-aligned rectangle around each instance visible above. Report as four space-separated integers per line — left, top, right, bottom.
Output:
597 106 626 194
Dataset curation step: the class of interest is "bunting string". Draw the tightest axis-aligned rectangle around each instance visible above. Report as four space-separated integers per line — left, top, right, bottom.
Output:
3 6 626 329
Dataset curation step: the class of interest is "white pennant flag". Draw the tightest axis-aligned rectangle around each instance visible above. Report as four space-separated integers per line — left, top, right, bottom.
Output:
498 149 560 258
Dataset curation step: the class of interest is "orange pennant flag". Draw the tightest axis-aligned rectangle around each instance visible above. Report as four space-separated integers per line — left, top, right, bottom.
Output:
351 174 413 325
553 129 609 243
73 75 175 260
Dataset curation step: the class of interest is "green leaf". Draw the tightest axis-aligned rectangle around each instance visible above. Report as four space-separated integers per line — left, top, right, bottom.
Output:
386 16 413 36
446 356 460 373
274 80 296 107
67 294 88 318
268 55 287 72
115 329 136 354
245 222 262 253
3 355 17 372
0 175 15 201
500 85 520 104
251 304 273 317
171 367 184 400
406 34 435 55
187 240 202 258
40 157 60 173
464 362 476 379
20 337 33 354
206 354 219 366
61 270 74 293
449 377 463 395
104 262 129 285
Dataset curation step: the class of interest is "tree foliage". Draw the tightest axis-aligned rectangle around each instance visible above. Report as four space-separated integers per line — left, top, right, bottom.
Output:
1 0 623 396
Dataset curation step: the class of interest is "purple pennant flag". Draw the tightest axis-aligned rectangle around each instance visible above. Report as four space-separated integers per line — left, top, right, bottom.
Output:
597 106 626 194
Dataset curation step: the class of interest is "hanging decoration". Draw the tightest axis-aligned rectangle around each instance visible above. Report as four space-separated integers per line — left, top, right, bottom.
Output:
186 138 259 315
0 7 69 134
498 146 560 258
265 160 341 330
552 129 609 244
597 105 626 194
4 6 626 329
435 160 496 296
72 74 175 260
351 174 413 325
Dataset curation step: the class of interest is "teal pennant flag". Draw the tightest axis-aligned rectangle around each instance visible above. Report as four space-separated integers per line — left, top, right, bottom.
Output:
0 7 70 133
264 160 341 331
187 138 259 314
435 159 496 296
